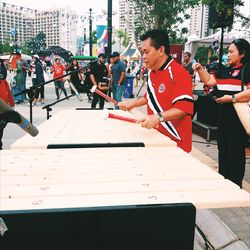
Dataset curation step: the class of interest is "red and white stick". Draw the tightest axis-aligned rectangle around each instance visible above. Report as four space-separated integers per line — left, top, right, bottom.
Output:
102 109 137 124
91 85 118 105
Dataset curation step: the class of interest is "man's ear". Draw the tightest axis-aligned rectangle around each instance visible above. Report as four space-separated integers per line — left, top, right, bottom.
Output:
159 46 165 56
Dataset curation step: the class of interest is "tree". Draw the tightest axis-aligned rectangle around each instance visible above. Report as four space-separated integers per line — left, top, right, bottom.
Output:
26 32 46 54
0 40 13 54
134 0 250 44
134 0 200 44
115 29 129 51
203 0 249 29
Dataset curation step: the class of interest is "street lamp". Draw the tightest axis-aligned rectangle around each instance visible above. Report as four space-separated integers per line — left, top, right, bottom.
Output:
107 0 112 59
89 8 92 56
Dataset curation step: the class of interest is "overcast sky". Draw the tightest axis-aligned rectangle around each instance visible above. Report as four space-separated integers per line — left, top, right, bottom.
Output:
1 0 119 22
1 0 118 12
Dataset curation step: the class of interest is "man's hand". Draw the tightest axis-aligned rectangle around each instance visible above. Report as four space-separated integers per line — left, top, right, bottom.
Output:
118 101 134 111
136 114 160 129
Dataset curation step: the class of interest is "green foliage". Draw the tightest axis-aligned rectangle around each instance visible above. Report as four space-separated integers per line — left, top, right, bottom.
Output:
26 32 46 54
115 29 129 49
202 0 249 28
134 0 200 44
0 41 13 54
194 46 209 65
134 0 250 45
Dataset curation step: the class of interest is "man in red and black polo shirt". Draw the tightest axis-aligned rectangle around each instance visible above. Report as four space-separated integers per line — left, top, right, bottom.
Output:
119 29 193 152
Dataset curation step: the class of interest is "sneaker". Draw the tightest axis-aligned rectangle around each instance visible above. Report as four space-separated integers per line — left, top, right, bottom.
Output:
32 102 37 106
15 100 24 104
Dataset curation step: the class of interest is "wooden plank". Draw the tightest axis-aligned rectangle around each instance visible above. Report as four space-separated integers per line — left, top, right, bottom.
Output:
10 110 176 149
1 189 249 211
1 147 249 210
1 179 239 199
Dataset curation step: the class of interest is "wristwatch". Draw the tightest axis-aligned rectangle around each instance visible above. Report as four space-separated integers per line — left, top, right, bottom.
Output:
157 112 164 122
232 94 237 103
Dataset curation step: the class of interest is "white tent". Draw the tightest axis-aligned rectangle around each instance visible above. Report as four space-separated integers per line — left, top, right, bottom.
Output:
121 41 141 60
185 30 250 58
0 54 32 61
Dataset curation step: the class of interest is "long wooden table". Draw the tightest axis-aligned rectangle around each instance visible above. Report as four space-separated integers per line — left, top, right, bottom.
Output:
1 147 249 211
10 110 176 149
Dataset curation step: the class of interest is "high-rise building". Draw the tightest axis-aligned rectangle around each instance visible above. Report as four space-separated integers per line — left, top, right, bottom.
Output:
189 4 209 38
119 0 135 42
0 1 77 54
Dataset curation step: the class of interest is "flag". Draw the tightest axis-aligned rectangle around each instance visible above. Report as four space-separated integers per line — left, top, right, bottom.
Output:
96 25 108 55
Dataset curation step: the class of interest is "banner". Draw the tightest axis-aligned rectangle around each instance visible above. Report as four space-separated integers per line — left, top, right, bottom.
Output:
96 25 108 55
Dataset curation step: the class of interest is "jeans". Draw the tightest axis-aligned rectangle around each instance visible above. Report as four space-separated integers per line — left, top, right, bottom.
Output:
112 83 126 109
54 80 68 99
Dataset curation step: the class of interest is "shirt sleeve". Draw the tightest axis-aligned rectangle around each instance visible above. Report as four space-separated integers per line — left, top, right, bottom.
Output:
120 62 126 72
172 65 194 115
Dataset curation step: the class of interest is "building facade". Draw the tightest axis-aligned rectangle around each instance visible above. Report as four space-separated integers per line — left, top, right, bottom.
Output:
118 0 135 42
0 1 77 54
189 4 209 38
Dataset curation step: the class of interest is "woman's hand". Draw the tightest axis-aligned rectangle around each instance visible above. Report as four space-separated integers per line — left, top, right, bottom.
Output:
192 62 203 71
215 95 233 103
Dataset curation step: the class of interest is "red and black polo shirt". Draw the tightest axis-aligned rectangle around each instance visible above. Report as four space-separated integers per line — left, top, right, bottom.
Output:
214 63 250 94
144 56 194 152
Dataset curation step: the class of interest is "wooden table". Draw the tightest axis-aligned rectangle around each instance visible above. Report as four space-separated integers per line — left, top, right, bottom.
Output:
1 147 249 211
10 110 176 149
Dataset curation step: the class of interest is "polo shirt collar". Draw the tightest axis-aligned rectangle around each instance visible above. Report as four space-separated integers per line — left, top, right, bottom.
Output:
233 63 243 69
159 56 172 71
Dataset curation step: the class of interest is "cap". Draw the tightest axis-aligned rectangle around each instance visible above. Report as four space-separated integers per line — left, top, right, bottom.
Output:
98 53 106 58
110 52 120 58
33 54 39 59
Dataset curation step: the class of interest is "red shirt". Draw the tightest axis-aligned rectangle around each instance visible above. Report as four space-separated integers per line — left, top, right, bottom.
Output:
0 80 15 107
144 57 193 152
52 64 65 81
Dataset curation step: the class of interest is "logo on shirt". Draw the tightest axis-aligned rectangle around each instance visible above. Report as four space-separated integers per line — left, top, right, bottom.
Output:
232 70 240 77
158 83 165 93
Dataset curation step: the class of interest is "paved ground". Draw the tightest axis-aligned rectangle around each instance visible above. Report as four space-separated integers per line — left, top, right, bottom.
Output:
2 76 250 249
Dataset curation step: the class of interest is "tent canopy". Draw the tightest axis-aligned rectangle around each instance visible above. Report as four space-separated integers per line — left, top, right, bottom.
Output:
121 41 141 60
0 54 32 61
185 30 250 59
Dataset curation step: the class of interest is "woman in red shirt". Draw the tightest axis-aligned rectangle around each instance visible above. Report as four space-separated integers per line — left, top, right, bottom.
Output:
0 59 15 149
51 58 68 99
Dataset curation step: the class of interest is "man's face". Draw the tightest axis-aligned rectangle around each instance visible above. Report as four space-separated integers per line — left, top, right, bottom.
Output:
112 56 119 63
99 56 105 63
183 54 190 63
141 37 162 71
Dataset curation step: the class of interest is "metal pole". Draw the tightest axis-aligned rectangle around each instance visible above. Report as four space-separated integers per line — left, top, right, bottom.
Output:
107 0 112 58
15 26 18 53
219 27 224 65
89 8 92 56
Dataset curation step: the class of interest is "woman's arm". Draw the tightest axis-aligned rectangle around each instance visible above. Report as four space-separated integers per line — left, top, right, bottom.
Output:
192 63 217 86
216 88 250 103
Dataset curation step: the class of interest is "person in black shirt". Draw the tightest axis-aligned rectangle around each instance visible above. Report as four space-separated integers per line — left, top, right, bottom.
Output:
90 54 109 109
68 59 82 94
193 38 250 188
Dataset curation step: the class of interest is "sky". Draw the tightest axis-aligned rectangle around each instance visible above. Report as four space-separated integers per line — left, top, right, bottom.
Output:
1 0 119 25
1 0 119 13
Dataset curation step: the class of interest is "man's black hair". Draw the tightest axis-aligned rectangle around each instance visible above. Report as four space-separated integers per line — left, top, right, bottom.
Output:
140 29 170 55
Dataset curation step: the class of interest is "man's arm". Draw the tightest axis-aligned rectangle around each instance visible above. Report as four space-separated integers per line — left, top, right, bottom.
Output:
137 108 188 129
90 74 97 86
118 71 126 85
118 96 147 110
